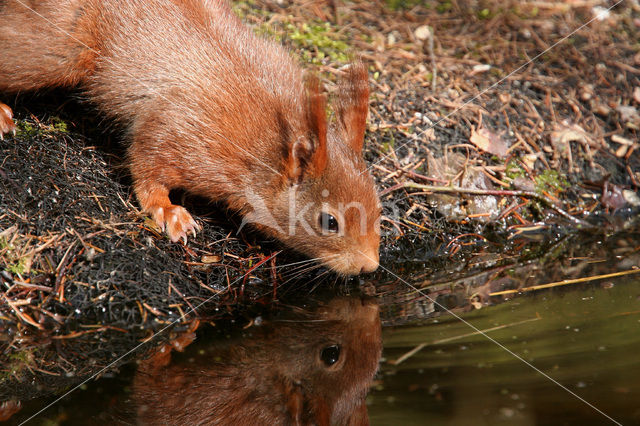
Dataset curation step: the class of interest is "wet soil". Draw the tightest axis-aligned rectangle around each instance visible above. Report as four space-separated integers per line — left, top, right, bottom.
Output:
1 0 640 423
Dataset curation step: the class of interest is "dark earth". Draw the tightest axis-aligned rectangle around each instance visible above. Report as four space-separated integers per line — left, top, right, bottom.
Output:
1 0 639 423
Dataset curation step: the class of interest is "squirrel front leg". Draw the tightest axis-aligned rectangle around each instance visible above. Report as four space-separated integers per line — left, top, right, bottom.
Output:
0 103 17 139
128 137 200 243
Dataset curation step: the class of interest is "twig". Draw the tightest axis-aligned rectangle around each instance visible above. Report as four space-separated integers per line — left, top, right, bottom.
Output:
241 251 282 297
489 268 640 296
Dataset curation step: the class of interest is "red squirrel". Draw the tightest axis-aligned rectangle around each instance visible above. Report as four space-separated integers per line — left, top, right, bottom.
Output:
0 0 381 275
132 297 382 425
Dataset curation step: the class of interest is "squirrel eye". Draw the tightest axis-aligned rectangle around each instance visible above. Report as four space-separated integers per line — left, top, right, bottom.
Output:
320 345 340 366
319 212 339 233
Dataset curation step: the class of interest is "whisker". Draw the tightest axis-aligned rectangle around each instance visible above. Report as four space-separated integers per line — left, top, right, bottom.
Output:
307 269 332 293
275 258 322 273
275 263 330 292
275 253 340 277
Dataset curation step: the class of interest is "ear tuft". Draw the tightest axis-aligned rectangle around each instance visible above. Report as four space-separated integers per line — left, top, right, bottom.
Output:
335 62 369 154
283 75 328 184
306 74 328 176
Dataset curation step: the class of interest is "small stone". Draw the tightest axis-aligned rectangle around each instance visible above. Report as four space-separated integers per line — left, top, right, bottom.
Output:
414 25 432 41
594 103 612 116
623 190 640 206
472 64 491 73
387 32 396 46
579 83 594 101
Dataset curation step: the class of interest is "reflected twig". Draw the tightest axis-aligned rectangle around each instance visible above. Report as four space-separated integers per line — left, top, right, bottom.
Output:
390 316 541 366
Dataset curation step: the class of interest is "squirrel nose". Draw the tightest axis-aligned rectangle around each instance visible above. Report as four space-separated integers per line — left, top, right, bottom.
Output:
358 251 379 273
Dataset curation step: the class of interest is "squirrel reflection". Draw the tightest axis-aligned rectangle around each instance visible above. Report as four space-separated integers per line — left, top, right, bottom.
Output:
131 296 382 425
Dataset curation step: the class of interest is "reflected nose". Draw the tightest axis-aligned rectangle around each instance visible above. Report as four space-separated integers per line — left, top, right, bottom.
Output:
358 250 379 273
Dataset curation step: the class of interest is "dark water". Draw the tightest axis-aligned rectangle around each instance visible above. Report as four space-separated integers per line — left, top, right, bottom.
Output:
3 227 640 425
369 276 640 425
367 225 640 425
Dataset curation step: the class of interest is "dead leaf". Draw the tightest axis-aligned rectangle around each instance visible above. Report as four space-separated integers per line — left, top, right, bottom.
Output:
593 103 612 116
426 152 498 222
498 93 511 104
522 153 539 170
470 127 509 157
512 177 535 192
616 105 640 128
549 122 596 161
602 182 627 210
550 122 589 147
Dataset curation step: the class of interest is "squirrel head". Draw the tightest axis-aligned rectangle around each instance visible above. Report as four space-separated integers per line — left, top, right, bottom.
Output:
244 63 380 275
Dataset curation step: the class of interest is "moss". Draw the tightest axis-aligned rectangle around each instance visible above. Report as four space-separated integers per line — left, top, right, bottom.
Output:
0 235 28 275
284 22 351 65
237 1 351 66
380 129 396 153
231 0 263 19
506 162 568 195
477 8 491 19
386 0 429 11
436 1 453 13
0 348 38 380
15 116 69 138
534 169 569 194
7 257 27 275
16 120 38 137
51 116 69 133
505 160 526 180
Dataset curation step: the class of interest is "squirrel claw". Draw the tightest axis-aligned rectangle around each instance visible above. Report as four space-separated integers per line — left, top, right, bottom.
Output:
0 103 17 139
150 204 199 244
0 399 21 422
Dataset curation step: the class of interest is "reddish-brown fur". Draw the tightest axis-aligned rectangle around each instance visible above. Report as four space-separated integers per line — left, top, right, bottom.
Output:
132 297 382 425
0 399 21 422
0 0 380 275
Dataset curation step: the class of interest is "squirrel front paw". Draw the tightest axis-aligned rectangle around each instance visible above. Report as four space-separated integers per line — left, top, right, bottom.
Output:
0 103 17 139
149 204 200 244
0 399 21 422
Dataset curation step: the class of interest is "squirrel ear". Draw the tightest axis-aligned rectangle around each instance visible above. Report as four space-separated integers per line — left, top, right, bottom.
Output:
285 75 328 183
306 74 328 176
335 62 369 154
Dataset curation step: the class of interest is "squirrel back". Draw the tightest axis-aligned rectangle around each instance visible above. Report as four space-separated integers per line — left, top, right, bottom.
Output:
0 0 381 274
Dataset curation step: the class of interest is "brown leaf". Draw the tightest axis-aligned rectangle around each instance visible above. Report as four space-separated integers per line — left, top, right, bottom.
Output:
550 123 589 147
549 122 595 159
470 127 509 157
616 105 640 128
201 255 222 264
602 182 627 210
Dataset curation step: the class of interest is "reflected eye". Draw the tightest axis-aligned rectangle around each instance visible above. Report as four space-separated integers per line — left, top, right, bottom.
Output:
319 212 339 234
320 345 340 366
